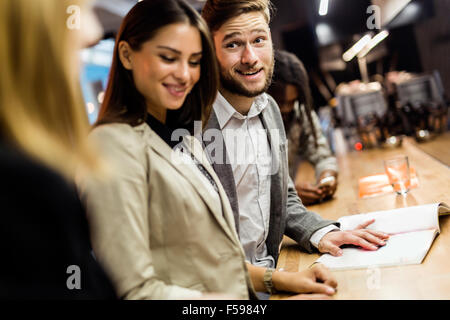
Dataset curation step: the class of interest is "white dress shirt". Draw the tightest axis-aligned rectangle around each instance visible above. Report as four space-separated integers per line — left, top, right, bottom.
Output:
213 92 338 268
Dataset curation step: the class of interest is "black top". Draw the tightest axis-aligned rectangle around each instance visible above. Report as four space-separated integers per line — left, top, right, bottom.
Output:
145 113 181 149
145 113 219 193
0 140 116 300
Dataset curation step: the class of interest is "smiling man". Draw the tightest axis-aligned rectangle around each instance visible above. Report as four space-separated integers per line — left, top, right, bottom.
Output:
201 0 389 298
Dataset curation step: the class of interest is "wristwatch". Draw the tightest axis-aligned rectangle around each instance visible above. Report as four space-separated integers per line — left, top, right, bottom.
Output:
263 267 276 294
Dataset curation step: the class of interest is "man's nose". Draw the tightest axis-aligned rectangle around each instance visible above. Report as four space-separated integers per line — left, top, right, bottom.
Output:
241 43 258 66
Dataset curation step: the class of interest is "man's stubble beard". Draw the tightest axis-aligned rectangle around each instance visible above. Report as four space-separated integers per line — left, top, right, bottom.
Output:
219 55 275 98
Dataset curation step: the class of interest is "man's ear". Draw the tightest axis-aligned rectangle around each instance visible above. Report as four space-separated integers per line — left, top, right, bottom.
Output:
118 41 133 70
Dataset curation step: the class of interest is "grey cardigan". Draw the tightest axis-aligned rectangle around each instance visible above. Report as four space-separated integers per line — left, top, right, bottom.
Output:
203 94 339 262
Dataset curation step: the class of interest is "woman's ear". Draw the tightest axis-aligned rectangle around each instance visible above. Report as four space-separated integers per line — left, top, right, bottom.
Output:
118 41 133 70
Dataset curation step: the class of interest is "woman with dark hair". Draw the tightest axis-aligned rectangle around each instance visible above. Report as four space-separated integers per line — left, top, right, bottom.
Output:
77 0 255 299
97 1 218 130
268 50 339 205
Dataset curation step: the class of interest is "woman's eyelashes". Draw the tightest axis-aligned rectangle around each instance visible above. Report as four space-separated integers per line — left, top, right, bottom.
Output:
160 55 176 63
189 58 202 66
159 55 201 67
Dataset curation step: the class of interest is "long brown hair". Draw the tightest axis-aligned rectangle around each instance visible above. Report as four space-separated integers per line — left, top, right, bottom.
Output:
268 50 318 147
97 0 219 131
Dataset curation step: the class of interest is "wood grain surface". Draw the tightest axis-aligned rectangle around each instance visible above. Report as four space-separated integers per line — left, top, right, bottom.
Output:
272 136 450 299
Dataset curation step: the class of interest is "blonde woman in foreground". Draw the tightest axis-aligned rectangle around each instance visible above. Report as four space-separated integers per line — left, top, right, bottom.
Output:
0 0 115 299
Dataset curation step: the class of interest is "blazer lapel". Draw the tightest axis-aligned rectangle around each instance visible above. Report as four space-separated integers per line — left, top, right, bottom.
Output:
138 124 240 245
259 107 282 173
259 107 284 253
184 136 242 246
203 110 240 234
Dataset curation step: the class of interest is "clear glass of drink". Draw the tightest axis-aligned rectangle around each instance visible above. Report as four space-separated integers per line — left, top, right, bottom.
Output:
383 155 411 195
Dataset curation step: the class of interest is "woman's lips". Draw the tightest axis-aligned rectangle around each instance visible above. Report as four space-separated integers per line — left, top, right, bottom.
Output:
163 84 188 98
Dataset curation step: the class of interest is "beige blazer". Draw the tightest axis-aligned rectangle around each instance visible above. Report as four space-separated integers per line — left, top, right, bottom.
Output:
78 122 255 300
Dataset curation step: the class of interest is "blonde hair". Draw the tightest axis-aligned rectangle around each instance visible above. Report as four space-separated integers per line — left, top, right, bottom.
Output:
0 0 101 179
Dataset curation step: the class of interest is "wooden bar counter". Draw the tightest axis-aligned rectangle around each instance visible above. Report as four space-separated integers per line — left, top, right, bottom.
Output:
410 132 450 167
272 136 450 299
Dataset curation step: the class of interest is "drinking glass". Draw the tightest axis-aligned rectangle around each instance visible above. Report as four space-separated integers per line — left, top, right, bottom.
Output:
383 156 411 195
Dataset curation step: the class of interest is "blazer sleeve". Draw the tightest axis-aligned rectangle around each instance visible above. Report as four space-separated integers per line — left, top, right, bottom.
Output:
77 125 202 300
284 175 340 253
297 107 338 181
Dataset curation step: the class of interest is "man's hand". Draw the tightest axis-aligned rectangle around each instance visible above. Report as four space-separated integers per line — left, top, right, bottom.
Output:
295 170 338 205
272 264 337 295
318 220 390 256
295 182 324 205
317 170 338 199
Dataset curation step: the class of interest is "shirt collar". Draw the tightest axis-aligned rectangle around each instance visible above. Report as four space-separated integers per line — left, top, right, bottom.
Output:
213 91 269 129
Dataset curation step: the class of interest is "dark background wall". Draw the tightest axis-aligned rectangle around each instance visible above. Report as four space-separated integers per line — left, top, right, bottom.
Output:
268 0 449 107
414 0 450 96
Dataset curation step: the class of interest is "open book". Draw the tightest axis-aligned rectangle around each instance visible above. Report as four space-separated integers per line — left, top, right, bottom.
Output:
315 203 450 270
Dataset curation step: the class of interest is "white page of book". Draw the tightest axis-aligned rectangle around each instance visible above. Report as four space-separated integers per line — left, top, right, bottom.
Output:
337 203 440 234
316 228 438 270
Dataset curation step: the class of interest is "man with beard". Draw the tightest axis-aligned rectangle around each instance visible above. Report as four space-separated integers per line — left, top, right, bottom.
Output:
201 0 389 298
